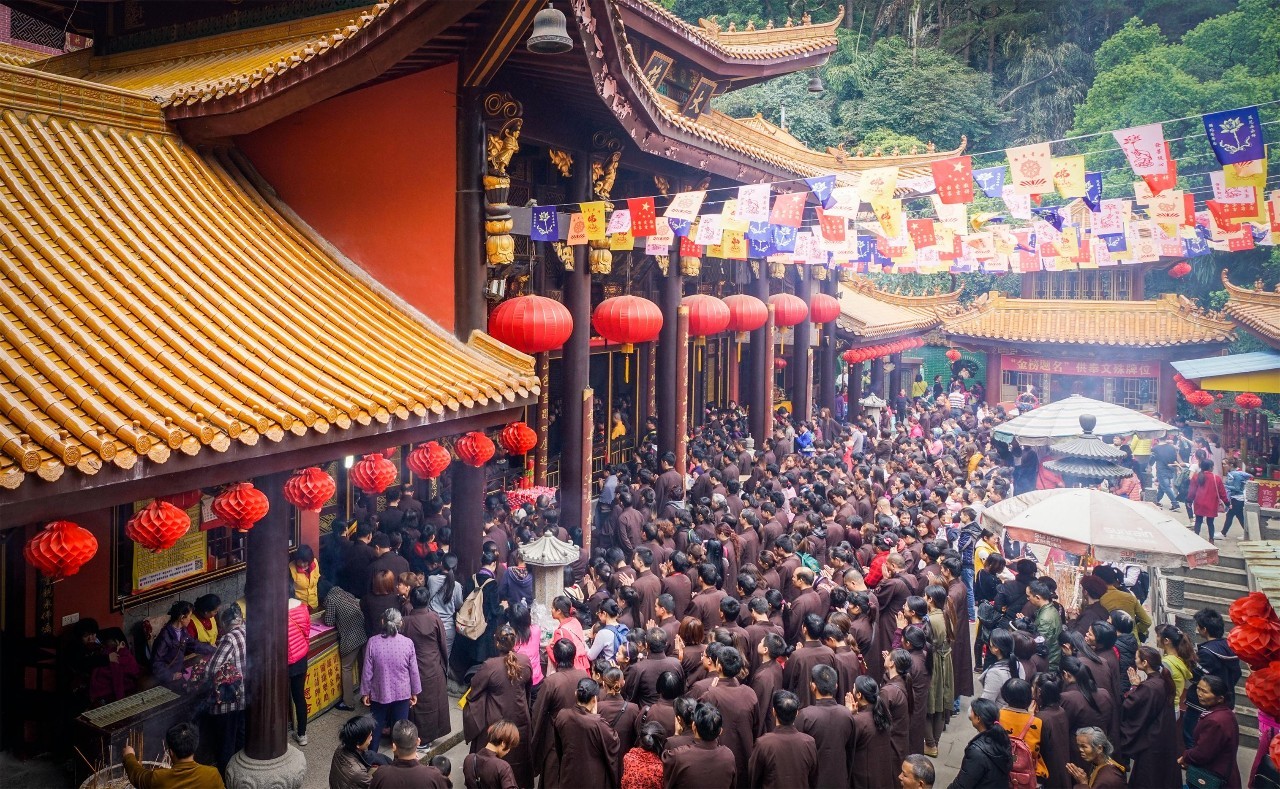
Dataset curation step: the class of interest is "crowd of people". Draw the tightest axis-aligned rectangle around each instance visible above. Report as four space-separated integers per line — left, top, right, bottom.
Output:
306 385 1257 789
98 379 1262 789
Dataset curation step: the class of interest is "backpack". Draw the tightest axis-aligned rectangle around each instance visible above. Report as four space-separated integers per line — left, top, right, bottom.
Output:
797 552 821 574
456 574 494 640
605 622 630 644
1008 715 1037 789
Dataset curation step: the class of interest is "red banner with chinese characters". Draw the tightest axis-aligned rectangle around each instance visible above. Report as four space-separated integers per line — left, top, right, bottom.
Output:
1000 355 1158 378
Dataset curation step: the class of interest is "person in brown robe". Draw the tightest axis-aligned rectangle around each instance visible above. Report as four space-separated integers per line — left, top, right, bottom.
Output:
662 702 738 789
782 615 836 708
750 634 786 736
1033 674 1074 789
625 628 684 705
941 558 974 697
597 666 640 762
1082 624 1124 738
550 678 621 789
794 665 855 789
784 568 825 645
372 720 449 789
1059 656 1117 770
462 626 534 789
462 722 520 789
748 690 818 789
847 592 882 680
848 675 899 789
1119 649 1181 789
661 556 694 619
400 589 451 745
1064 726 1128 789
635 670 682 738
689 567 728 632
531 639 590 784
873 556 912 675
743 598 783 679
825 626 864 704
699 647 759 786
881 651 912 765
902 640 930 757
1179 675 1243 789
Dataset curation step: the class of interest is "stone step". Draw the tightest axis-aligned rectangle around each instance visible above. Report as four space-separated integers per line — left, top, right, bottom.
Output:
1179 578 1251 602
1162 564 1251 587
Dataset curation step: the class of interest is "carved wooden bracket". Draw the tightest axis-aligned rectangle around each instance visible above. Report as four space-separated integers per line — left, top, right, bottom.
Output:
483 92 522 266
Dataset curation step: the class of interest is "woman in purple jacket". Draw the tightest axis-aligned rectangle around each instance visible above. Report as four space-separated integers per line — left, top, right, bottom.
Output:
361 608 421 753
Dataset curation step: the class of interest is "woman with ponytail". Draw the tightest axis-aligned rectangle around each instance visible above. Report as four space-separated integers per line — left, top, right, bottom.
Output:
977 628 1020 702
463 624 534 788
849 675 897 789
1119 646 1180 789
1059 656 1117 767
949 697 1013 789
1156 623 1197 713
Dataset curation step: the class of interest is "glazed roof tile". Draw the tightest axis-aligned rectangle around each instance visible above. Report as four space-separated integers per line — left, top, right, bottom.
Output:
617 0 842 61
0 41 47 67
35 3 394 107
836 277 959 341
0 63 537 492
1221 270 1280 348
941 291 1236 348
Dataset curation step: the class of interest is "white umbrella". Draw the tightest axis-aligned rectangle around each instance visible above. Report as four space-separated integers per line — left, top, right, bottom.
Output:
993 395 1173 446
981 488 1218 568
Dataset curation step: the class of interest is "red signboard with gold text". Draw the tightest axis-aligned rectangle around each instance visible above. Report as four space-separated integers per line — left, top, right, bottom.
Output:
1000 355 1157 378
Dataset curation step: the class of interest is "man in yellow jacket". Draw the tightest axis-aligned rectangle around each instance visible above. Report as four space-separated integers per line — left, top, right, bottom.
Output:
124 723 224 789
1095 565 1151 641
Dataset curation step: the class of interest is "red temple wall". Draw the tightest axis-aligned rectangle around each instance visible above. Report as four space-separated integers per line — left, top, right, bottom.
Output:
237 63 459 330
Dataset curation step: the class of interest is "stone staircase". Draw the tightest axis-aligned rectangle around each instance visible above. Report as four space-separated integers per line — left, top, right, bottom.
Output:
1161 554 1258 748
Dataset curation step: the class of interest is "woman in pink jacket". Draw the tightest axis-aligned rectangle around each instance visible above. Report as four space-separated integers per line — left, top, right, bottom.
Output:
1187 458 1229 544
286 597 312 746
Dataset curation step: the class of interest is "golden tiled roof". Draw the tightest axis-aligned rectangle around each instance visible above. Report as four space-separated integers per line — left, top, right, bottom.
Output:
1222 270 1280 348
941 291 1236 348
0 41 48 67
836 277 958 341
619 0 842 61
36 3 394 107
0 63 537 491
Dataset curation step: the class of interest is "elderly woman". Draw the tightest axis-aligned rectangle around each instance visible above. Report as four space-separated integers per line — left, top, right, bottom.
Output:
206 605 247 773
1064 727 1126 789
361 608 421 753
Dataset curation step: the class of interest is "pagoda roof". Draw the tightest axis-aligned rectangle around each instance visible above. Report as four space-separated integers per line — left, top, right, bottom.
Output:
0 63 537 497
835 277 959 342
941 291 1236 348
615 0 840 82
1221 270 1280 349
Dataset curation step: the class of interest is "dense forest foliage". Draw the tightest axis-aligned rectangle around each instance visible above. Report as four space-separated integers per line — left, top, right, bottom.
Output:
673 0 1280 323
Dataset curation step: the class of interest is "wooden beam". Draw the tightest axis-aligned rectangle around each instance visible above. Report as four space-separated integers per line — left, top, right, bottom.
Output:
0 403 530 529
461 0 545 88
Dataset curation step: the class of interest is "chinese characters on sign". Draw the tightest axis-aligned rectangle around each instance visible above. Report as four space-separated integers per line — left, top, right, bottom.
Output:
999 355 1156 378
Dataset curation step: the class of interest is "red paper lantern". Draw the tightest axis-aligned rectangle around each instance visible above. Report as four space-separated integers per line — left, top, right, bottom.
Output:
723 294 768 334
1272 731 1280 776
841 349 860 364
1247 661 1280 718
1229 620 1280 669
774 358 788 370
1186 390 1215 408
488 295 574 354
768 293 808 327
283 467 336 512
592 295 663 352
1236 392 1263 410
455 431 495 467
126 500 192 552
946 348 962 363
350 453 398 495
500 422 538 455
808 293 841 325
158 490 201 510
1172 373 1186 384
211 482 270 532
408 441 451 479
681 294 731 337
1231 592 1280 629
1168 261 1192 279
24 520 97 579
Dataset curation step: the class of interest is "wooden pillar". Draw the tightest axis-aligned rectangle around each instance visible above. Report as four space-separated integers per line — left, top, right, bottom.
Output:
579 389 594 554
986 351 1002 407
749 272 771 446
1157 359 1177 421
534 353 550 486
454 86 486 338
762 305 776 441
869 356 886 398
560 157 591 535
657 264 682 458
453 462 485 577
791 267 813 422
728 335 741 407
818 276 838 415
849 361 864 419
244 471 291 762
889 352 904 403
675 307 690 474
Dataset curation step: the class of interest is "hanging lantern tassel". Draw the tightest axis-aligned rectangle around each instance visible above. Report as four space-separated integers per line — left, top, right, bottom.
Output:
623 351 630 383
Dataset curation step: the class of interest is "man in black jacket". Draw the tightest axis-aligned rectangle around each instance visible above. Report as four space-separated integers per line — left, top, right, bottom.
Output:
1184 608 1242 746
